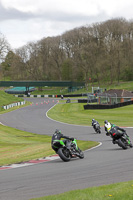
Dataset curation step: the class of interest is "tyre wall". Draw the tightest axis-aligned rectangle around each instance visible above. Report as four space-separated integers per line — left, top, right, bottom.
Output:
84 100 133 110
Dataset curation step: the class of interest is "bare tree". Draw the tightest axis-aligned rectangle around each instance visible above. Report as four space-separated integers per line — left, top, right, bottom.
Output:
49 36 66 80
0 32 10 62
16 42 43 80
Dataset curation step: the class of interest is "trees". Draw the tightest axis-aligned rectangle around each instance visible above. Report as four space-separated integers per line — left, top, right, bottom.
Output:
16 42 44 80
1 18 133 84
122 20 133 81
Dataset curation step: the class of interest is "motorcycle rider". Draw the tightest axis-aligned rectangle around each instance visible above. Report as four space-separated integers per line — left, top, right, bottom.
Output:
104 120 127 144
92 119 100 131
104 120 112 135
51 129 74 153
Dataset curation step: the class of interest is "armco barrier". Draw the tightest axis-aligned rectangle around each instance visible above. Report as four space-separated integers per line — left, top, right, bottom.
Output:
15 95 54 98
2 101 26 110
15 94 87 98
84 100 133 110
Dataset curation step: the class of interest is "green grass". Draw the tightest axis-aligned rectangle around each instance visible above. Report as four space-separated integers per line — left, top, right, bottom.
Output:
0 124 51 166
32 87 69 95
47 103 133 127
107 81 133 91
0 90 27 113
0 124 97 166
31 180 133 200
92 81 133 92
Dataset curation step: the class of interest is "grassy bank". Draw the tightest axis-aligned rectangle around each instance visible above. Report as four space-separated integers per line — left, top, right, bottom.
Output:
0 124 98 166
0 90 30 113
47 102 133 127
31 180 133 200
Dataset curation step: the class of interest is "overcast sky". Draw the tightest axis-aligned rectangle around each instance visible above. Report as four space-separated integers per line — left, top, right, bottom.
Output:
0 0 133 49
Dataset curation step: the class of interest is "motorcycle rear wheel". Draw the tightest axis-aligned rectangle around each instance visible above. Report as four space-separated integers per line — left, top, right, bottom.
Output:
95 128 101 134
57 148 71 162
118 138 128 149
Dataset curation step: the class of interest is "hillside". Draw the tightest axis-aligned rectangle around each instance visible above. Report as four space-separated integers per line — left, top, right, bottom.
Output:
0 90 24 112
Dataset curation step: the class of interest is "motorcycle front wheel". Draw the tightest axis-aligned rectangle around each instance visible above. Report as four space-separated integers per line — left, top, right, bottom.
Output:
57 148 71 162
79 151 84 159
77 148 84 159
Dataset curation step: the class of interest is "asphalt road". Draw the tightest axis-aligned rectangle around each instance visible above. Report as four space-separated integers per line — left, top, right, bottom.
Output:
0 98 133 200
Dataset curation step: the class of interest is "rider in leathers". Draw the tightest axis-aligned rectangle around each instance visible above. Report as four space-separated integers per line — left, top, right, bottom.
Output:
110 126 126 143
51 129 74 153
92 119 100 131
104 120 126 143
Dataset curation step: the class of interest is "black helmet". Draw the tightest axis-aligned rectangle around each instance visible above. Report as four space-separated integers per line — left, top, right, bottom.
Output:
104 120 108 124
55 129 61 134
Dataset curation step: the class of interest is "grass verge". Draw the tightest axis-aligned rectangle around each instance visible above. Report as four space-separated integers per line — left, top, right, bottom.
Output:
0 91 23 108
31 180 133 200
0 90 31 114
47 103 133 127
0 124 98 166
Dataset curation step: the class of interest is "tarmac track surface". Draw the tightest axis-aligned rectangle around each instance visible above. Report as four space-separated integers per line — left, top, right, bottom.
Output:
0 98 133 200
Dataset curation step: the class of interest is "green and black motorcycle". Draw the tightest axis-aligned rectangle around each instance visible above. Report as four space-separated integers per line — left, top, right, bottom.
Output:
52 139 84 162
112 131 133 149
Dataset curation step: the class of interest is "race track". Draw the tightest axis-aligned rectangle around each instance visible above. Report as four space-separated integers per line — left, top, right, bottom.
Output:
0 98 133 200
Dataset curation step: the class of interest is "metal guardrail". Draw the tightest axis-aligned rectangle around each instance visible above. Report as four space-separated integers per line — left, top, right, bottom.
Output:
2 101 26 110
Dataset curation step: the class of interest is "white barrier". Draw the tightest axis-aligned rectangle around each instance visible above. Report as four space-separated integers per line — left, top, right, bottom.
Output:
14 94 54 98
2 101 26 110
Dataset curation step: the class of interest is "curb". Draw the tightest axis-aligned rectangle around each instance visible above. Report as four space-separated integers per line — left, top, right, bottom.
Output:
0 155 59 170
0 143 103 171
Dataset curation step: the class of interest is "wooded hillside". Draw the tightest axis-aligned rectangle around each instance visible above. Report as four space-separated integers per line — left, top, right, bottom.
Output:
1 18 133 85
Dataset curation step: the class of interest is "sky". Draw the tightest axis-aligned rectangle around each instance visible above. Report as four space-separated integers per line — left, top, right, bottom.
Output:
0 0 133 49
